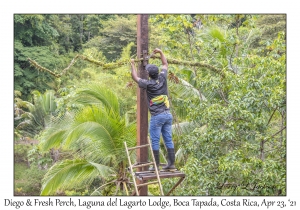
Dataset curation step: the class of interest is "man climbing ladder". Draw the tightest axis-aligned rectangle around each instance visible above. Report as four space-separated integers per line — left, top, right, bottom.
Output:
130 48 176 171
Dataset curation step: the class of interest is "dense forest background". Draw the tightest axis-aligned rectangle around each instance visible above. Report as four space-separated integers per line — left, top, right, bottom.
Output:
14 14 286 196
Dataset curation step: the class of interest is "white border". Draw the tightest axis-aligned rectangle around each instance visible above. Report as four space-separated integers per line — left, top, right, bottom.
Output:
1 1 299 209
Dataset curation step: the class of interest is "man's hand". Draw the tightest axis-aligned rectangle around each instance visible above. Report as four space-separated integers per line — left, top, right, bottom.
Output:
153 48 168 70
130 59 140 83
153 48 162 54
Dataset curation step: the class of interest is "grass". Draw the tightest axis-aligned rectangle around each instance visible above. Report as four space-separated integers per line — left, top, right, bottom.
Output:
14 162 46 196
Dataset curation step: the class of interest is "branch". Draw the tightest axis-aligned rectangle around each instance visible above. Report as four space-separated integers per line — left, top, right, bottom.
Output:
28 55 130 78
208 48 217 57
114 181 121 196
151 55 225 77
60 55 80 75
28 58 61 78
229 44 237 73
29 54 225 78
265 146 283 154
266 106 278 126
271 126 286 138
264 126 287 143
217 89 229 104
90 179 117 195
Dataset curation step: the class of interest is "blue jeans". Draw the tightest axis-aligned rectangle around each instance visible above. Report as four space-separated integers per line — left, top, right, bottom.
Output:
149 111 174 150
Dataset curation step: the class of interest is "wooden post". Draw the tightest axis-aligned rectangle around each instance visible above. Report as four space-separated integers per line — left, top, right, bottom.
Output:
136 14 149 196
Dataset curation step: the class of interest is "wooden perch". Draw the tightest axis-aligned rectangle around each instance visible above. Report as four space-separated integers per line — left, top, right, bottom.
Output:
150 55 225 77
28 58 61 78
28 54 225 78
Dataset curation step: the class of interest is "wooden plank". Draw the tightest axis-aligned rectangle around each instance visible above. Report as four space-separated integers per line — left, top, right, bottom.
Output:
137 181 159 187
132 162 154 168
132 170 186 196
135 171 186 181
128 144 150 151
134 171 184 175
166 177 185 196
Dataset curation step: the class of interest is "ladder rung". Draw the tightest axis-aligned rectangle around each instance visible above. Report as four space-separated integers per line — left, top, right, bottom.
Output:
128 144 150 151
137 181 159 187
132 162 154 168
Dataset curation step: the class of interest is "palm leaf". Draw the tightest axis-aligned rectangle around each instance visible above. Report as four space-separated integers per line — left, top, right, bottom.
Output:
169 77 206 120
172 121 197 136
39 130 66 150
41 159 114 195
170 77 206 101
73 84 120 116
208 27 226 42
38 84 137 195
38 111 75 150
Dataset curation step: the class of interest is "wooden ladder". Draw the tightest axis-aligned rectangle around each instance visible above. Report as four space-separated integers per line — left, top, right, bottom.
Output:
124 137 164 196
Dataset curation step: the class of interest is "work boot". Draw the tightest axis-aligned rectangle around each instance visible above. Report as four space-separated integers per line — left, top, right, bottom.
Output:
162 148 176 171
149 150 160 171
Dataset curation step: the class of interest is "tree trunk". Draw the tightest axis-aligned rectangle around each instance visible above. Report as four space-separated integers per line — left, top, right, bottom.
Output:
80 15 84 44
50 148 60 163
260 140 265 161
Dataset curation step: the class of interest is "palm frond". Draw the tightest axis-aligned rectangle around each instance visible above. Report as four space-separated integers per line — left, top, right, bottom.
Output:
169 77 206 120
41 159 115 195
208 27 226 42
37 84 137 195
175 147 185 164
64 121 114 151
38 111 75 150
39 130 66 150
172 121 198 136
73 84 120 116
40 103 136 165
170 77 206 101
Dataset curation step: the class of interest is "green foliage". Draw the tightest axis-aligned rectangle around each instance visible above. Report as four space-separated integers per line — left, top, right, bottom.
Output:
38 84 136 195
253 15 286 48
14 40 69 99
93 15 137 61
15 90 58 138
14 14 59 47
14 14 116 98
65 189 89 196
40 159 113 195
27 146 53 168
14 163 47 196
14 144 31 163
149 14 285 196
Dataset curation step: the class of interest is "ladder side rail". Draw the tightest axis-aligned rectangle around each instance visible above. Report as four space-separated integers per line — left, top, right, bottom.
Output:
124 141 139 196
147 137 164 195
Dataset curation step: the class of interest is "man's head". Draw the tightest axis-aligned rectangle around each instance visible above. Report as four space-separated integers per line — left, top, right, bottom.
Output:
146 64 159 79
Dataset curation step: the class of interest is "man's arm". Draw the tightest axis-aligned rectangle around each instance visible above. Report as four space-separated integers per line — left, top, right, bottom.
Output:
130 59 140 83
154 48 168 70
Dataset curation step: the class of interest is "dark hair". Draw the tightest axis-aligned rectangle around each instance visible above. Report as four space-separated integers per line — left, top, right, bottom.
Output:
149 73 158 79
146 64 159 79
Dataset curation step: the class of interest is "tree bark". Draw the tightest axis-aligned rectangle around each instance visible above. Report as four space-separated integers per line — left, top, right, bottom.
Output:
260 140 265 161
